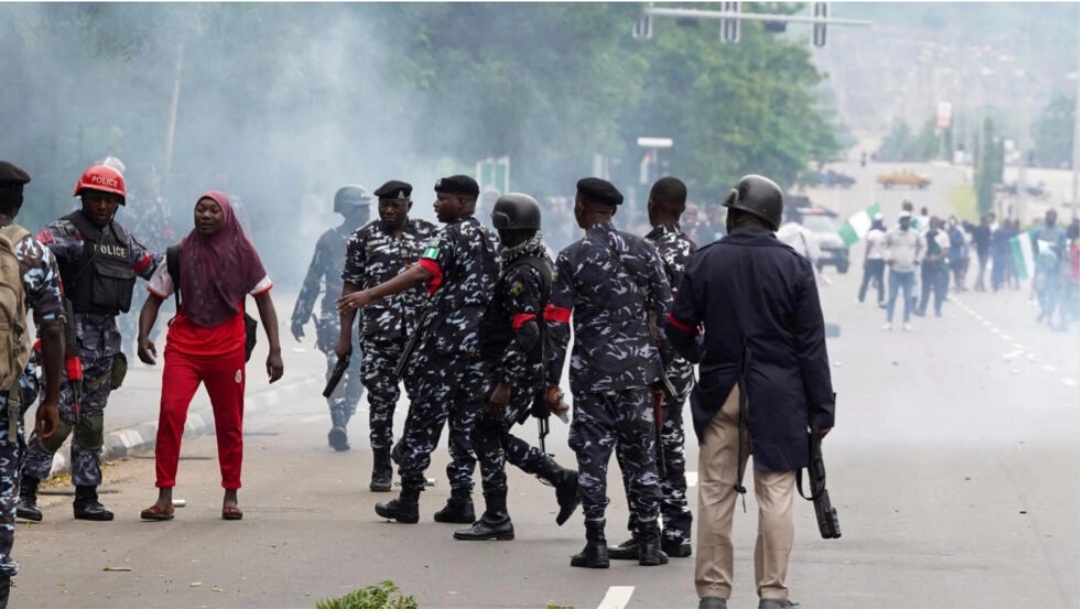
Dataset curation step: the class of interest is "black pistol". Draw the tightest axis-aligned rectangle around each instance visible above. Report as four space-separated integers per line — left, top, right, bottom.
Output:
799 428 841 539
322 354 350 398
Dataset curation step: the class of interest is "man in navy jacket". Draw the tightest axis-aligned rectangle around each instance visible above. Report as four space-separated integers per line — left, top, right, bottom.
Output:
665 175 835 610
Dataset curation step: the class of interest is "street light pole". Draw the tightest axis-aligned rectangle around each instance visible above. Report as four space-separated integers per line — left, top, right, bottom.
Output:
1073 6 1080 220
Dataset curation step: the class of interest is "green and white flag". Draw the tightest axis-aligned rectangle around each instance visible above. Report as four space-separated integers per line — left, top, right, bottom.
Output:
1008 231 1035 280
838 202 881 247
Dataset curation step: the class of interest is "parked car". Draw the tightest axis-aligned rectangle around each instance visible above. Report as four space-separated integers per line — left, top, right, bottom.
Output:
876 170 931 189
801 211 850 274
995 181 1049 199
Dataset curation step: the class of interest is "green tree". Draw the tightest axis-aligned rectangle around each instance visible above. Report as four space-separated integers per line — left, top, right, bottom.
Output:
1033 94 1075 168
618 5 839 199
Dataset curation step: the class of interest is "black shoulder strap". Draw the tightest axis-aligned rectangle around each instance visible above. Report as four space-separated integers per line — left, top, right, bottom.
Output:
166 245 181 310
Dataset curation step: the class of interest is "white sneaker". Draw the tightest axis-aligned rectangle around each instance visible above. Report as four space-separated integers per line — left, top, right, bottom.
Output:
882 323 893 331
902 323 914 332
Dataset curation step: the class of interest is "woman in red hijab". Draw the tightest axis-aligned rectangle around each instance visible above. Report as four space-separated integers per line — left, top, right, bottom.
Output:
136 191 284 521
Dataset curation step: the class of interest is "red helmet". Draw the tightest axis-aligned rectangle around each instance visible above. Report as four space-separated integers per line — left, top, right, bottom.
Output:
73 164 126 204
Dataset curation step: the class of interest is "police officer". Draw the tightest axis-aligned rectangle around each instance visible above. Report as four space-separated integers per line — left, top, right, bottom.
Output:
292 185 370 451
665 175 835 610
545 178 671 568
0 161 64 608
610 176 697 561
17 163 162 522
337 175 498 524
453 193 579 542
336 180 436 491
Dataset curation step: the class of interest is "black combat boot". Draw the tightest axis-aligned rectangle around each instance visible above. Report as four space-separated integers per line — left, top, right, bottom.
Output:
433 488 475 524
607 535 640 561
453 489 514 541
0 573 10 609
662 530 693 558
15 476 42 522
72 485 114 521
570 518 609 569
637 520 669 566
374 485 420 524
369 449 393 492
327 410 350 452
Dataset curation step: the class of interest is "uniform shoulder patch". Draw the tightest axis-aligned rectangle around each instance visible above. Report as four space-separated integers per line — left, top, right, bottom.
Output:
422 245 440 259
510 281 525 297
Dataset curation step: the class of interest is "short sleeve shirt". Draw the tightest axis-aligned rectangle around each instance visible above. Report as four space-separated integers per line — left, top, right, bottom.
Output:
146 261 272 357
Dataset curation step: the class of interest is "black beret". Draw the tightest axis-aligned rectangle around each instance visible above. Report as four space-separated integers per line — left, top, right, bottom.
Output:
0 161 31 190
374 180 413 200
434 175 480 197
576 177 623 207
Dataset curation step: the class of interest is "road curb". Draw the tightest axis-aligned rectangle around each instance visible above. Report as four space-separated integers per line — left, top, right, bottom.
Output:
45 376 323 478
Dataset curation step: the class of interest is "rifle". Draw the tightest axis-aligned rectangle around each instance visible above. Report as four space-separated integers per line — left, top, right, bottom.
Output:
647 312 675 479
797 428 841 539
322 353 349 398
62 298 84 413
393 301 433 380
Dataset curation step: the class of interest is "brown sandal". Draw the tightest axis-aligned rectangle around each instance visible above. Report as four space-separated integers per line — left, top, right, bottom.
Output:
222 505 243 521
140 505 175 521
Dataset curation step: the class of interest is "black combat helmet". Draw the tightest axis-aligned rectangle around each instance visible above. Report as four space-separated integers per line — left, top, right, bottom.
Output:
491 193 542 231
333 184 372 213
722 174 784 231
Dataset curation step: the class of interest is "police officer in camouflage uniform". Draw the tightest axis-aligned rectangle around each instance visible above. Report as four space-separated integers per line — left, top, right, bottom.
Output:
0 161 64 608
336 180 436 491
337 175 498 525
292 185 370 451
546 178 672 569
17 163 161 523
452 193 579 542
611 176 697 560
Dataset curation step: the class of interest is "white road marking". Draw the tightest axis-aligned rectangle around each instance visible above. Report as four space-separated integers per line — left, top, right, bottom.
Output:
598 586 635 609
686 471 698 488
990 327 1001 334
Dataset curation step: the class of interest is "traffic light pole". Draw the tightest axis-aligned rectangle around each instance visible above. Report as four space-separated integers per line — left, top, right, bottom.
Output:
634 3 871 47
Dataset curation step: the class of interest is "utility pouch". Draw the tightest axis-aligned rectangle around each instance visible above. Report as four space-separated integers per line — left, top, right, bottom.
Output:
110 352 128 390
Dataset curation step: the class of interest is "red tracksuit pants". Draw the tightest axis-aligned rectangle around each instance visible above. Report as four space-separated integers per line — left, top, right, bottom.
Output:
155 345 246 489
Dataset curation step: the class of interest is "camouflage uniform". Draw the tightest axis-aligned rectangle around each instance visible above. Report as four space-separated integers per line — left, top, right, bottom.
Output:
341 217 437 452
22 211 160 488
474 238 565 493
2 233 64 576
546 222 671 525
293 224 364 430
617 223 696 549
396 215 499 495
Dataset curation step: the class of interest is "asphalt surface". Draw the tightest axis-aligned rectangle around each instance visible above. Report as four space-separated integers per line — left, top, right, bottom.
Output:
10 161 1080 608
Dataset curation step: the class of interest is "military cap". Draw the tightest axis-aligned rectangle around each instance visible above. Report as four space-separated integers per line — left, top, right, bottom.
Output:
434 175 480 197
0 161 31 190
576 177 623 207
374 180 413 200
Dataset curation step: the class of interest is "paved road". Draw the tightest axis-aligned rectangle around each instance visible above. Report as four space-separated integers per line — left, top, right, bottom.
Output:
10 169 1080 608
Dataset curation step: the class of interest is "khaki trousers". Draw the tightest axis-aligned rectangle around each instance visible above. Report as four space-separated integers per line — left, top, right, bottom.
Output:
695 384 795 600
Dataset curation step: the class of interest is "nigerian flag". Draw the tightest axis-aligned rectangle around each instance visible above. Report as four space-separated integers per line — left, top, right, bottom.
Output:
838 202 881 247
1008 230 1036 280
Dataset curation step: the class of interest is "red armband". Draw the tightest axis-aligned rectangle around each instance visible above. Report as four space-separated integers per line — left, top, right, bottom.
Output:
666 312 698 335
544 304 571 324
512 313 537 330
418 258 442 295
